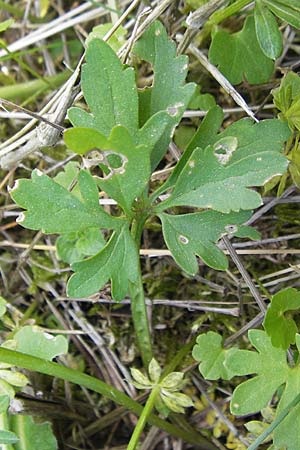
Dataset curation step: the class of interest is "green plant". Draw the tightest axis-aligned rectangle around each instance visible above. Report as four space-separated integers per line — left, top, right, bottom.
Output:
193 287 300 450
7 16 296 449
0 298 68 449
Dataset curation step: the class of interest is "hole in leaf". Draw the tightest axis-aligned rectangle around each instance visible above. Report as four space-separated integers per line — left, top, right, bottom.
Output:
213 136 238 165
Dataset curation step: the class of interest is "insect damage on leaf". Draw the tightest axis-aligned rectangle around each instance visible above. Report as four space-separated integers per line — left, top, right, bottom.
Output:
158 210 255 274
133 20 196 169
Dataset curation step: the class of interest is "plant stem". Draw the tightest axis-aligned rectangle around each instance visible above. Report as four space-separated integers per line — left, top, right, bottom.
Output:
130 215 153 367
129 270 153 367
208 0 253 26
200 0 253 42
0 349 217 449
127 385 161 450
248 392 300 450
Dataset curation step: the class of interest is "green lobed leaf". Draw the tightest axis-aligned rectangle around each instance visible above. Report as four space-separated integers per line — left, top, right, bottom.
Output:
225 329 300 449
0 429 19 445
56 228 105 264
9 169 120 234
68 39 138 136
64 123 169 214
13 326 68 361
209 16 274 84
11 415 57 450
264 0 300 29
254 0 283 59
67 224 139 301
157 140 288 213
159 107 290 197
225 330 289 416
263 288 300 349
159 210 253 273
133 21 195 169
192 331 238 380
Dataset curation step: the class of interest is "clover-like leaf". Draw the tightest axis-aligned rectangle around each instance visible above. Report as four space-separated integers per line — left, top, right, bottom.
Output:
263 288 300 349
160 372 184 391
148 358 161 383
130 367 152 389
133 20 195 168
68 39 138 137
160 390 193 414
254 0 283 59
158 210 254 273
13 326 68 361
67 224 139 301
209 16 274 84
10 169 119 234
193 331 238 380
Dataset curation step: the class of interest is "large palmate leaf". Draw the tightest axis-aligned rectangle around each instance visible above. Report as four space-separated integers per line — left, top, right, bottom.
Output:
64 125 169 214
157 142 288 213
263 288 300 349
68 39 138 136
158 210 257 273
226 330 300 450
133 21 195 168
10 169 120 233
67 224 139 300
194 328 300 449
209 16 274 84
